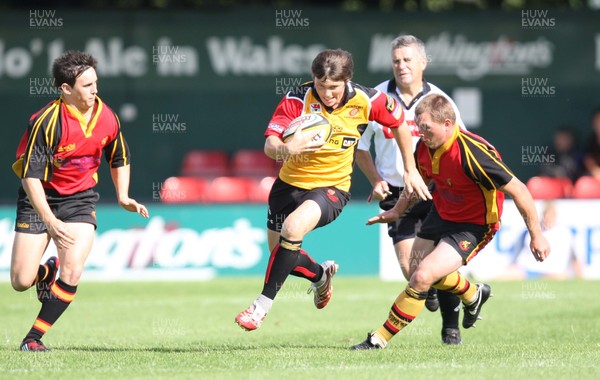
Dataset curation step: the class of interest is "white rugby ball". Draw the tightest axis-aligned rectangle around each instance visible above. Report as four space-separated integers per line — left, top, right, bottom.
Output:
282 114 332 144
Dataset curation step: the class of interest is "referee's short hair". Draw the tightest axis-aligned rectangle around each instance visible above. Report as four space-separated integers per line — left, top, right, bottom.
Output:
391 35 426 59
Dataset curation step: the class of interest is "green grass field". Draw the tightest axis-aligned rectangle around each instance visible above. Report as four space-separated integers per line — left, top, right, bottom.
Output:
1 278 599 379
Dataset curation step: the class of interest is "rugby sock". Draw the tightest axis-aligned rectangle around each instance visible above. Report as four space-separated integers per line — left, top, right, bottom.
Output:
261 238 301 300
31 263 49 287
438 290 461 329
25 278 77 341
290 249 323 282
433 271 478 304
373 285 427 344
254 294 273 313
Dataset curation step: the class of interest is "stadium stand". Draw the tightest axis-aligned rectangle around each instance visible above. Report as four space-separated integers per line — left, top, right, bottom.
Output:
181 150 229 177
526 176 572 200
571 176 600 198
230 149 279 177
159 176 208 203
205 176 254 203
249 176 276 203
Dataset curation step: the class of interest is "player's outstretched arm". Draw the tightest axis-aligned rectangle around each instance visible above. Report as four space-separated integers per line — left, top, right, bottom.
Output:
501 177 549 262
110 165 149 218
366 188 416 225
356 149 390 202
391 123 431 201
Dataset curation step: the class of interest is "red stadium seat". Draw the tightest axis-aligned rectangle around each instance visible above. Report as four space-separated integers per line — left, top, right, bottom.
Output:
555 177 574 198
230 149 278 177
526 176 569 200
181 150 229 177
572 176 600 199
249 176 276 203
206 176 254 203
159 177 208 203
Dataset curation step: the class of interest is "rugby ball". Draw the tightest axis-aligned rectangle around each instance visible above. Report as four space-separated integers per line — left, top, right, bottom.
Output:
282 114 332 144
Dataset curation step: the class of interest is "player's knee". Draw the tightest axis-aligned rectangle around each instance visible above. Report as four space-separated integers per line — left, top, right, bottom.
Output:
11 274 32 292
280 220 305 241
411 270 434 288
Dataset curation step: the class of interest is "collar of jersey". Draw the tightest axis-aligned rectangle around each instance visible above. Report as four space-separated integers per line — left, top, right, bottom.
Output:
388 79 431 110
62 96 103 138
430 124 460 175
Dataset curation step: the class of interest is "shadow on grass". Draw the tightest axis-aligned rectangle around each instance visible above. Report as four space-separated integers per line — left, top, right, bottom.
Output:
51 343 346 353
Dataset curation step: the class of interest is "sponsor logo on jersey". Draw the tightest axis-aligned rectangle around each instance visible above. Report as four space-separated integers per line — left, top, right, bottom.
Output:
57 143 76 153
327 136 357 149
446 178 452 187
101 136 109 146
310 103 322 113
342 137 357 148
332 124 343 133
349 108 359 117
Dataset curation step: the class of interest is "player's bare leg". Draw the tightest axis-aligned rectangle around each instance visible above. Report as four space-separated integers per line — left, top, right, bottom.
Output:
394 238 413 280
10 232 51 291
21 223 95 352
353 239 487 349
56 223 95 286
236 200 338 330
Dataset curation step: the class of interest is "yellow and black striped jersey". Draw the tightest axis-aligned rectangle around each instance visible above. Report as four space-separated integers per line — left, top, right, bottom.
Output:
265 81 403 192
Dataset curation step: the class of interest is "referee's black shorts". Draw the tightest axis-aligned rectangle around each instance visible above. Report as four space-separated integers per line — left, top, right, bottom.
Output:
15 186 99 234
379 185 432 244
266 177 350 232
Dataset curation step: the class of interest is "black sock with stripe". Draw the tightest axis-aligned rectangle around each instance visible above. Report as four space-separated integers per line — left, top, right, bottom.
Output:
261 238 301 299
31 263 49 287
290 249 323 282
25 278 77 341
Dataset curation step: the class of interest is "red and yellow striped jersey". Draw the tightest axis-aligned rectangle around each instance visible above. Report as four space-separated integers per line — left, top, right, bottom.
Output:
14 97 129 196
265 81 404 192
415 127 514 225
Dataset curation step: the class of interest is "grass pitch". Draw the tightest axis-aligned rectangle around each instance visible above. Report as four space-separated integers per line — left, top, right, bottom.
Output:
1 278 599 379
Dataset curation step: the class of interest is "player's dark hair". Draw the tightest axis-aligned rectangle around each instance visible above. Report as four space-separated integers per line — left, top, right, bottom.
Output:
415 94 456 124
311 49 353 82
52 50 97 88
